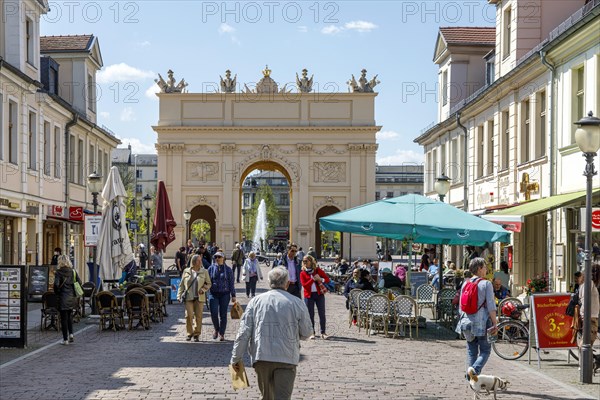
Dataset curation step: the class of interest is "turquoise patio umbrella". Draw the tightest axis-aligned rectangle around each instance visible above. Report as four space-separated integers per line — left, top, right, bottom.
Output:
319 194 510 246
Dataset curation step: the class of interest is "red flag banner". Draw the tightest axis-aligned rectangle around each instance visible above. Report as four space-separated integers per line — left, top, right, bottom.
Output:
151 181 177 252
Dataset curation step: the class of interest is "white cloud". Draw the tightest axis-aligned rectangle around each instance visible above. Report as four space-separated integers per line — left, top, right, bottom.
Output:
321 25 342 35
145 83 160 100
377 150 424 165
344 20 378 33
97 63 154 84
297 26 308 33
120 107 136 122
322 20 378 35
117 138 156 154
136 40 151 47
218 23 235 34
376 130 400 141
218 23 241 45
99 111 110 119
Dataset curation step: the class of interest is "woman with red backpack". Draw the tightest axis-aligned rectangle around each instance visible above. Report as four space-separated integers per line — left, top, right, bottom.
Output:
455 257 498 382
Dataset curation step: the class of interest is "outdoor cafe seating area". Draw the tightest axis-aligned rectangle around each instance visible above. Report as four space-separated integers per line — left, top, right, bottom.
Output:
39 278 171 332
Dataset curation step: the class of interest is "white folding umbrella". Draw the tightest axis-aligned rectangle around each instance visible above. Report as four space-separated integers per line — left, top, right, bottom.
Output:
97 166 135 282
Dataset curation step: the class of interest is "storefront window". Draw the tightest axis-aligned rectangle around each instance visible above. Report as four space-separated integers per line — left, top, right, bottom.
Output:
0 217 14 265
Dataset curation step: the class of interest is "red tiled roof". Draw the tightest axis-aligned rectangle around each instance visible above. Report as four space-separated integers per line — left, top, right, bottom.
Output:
40 35 94 52
439 27 495 45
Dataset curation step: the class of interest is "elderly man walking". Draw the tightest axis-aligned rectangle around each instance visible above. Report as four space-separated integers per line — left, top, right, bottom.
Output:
231 267 312 400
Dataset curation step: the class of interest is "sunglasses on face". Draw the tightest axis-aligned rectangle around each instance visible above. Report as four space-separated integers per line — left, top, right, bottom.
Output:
289 249 297 253
215 256 223 259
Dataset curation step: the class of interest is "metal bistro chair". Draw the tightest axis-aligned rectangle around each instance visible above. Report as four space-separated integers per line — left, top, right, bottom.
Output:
40 291 60 331
416 284 436 319
348 288 362 327
437 288 458 323
81 282 95 317
392 295 419 338
366 294 391 337
357 290 376 333
147 282 169 317
96 291 123 331
125 289 150 330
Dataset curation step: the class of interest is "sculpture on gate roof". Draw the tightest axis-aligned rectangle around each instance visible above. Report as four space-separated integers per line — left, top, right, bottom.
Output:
155 70 188 93
220 70 237 93
296 68 314 93
347 69 379 93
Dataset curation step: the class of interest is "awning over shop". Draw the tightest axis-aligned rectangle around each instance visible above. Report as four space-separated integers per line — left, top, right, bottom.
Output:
482 189 600 232
0 208 34 218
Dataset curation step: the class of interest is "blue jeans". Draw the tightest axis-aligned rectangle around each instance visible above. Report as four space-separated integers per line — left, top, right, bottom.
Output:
304 292 327 334
466 336 491 377
209 292 230 335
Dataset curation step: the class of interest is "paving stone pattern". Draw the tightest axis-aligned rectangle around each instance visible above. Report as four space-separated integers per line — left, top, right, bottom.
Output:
1 268 598 400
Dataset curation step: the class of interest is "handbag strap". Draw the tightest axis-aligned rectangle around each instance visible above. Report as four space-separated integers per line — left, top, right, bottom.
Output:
183 270 200 298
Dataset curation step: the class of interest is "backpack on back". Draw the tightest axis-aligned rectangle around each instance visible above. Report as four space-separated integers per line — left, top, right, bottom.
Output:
461 278 484 314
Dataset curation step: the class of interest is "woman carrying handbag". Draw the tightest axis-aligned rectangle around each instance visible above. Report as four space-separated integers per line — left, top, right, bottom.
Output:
53 255 82 345
299 255 330 340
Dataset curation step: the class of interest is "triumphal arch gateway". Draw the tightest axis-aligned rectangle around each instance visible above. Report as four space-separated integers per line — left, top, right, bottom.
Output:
153 67 381 258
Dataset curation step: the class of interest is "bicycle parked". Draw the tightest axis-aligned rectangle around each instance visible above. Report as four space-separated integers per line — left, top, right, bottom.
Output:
491 298 531 360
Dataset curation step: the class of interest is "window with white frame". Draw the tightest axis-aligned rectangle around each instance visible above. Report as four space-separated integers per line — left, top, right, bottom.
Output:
442 70 448 106
136 169 142 179
501 111 510 170
103 153 108 181
97 149 103 176
486 120 494 175
476 125 484 178
9 101 17 164
28 111 36 170
89 144 95 176
26 18 34 65
43 121 51 175
136 184 142 194
243 193 250 207
87 73 96 112
536 91 546 159
502 7 512 60
440 143 446 174
77 138 84 184
54 127 61 178
520 99 530 164
68 134 75 182
455 135 463 183
572 66 585 143
154 169 158 179
431 149 437 189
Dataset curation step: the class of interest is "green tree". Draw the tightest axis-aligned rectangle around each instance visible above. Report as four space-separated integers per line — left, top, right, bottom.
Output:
243 184 279 241
191 219 211 242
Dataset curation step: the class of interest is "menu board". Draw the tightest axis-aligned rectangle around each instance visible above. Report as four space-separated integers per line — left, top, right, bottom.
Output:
410 272 428 296
0 266 27 348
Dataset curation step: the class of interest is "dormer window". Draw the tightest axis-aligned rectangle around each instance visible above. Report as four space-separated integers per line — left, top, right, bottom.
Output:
87 73 96 112
26 18 34 65
502 7 512 60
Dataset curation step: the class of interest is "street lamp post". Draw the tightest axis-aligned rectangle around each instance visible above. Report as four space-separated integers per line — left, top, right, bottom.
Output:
183 210 191 246
143 194 153 254
574 111 600 383
87 172 102 311
434 173 451 318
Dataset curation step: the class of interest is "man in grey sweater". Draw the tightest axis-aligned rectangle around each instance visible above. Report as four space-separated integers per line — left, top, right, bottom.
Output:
231 267 313 400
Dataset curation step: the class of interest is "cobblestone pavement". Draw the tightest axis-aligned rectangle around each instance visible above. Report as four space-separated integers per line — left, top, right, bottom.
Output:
1 268 598 400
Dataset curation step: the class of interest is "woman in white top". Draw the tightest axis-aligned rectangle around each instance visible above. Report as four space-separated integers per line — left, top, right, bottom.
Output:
242 251 263 298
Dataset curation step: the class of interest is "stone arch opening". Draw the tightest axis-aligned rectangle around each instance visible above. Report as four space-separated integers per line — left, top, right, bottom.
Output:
239 160 292 250
189 205 216 245
315 206 342 259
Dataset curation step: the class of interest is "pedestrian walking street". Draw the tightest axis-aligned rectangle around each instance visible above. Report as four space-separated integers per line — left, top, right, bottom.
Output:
1 271 598 400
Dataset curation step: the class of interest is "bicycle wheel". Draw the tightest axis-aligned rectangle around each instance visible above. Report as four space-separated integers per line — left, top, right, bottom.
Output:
492 320 529 360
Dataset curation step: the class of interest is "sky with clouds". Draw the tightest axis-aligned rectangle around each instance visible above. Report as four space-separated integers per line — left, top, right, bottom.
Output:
41 1 495 163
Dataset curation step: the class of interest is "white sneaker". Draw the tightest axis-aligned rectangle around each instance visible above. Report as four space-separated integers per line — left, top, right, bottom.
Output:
308 335 315 340
69 334 74 343
61 340 69 346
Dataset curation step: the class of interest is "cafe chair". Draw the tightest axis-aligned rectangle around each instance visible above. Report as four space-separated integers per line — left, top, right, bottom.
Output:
437 288 458 323
357 290 376 333
96 291 122 331
366 294 391 337
143 285 163 323
40 291 60 331
348 289 362 328
416 284 436 319
147 282 169 317
125 289 150 330
392 295 419 338
81 282 95 317
125 283 143 293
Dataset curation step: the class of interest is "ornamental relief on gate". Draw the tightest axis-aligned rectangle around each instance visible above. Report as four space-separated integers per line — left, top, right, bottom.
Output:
186 162 220 181
313 162 346 183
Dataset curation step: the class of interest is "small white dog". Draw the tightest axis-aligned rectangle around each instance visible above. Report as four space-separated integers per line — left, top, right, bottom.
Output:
468 369 509 400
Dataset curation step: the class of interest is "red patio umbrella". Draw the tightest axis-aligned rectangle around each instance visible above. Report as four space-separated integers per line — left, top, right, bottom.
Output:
151 181 177 252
